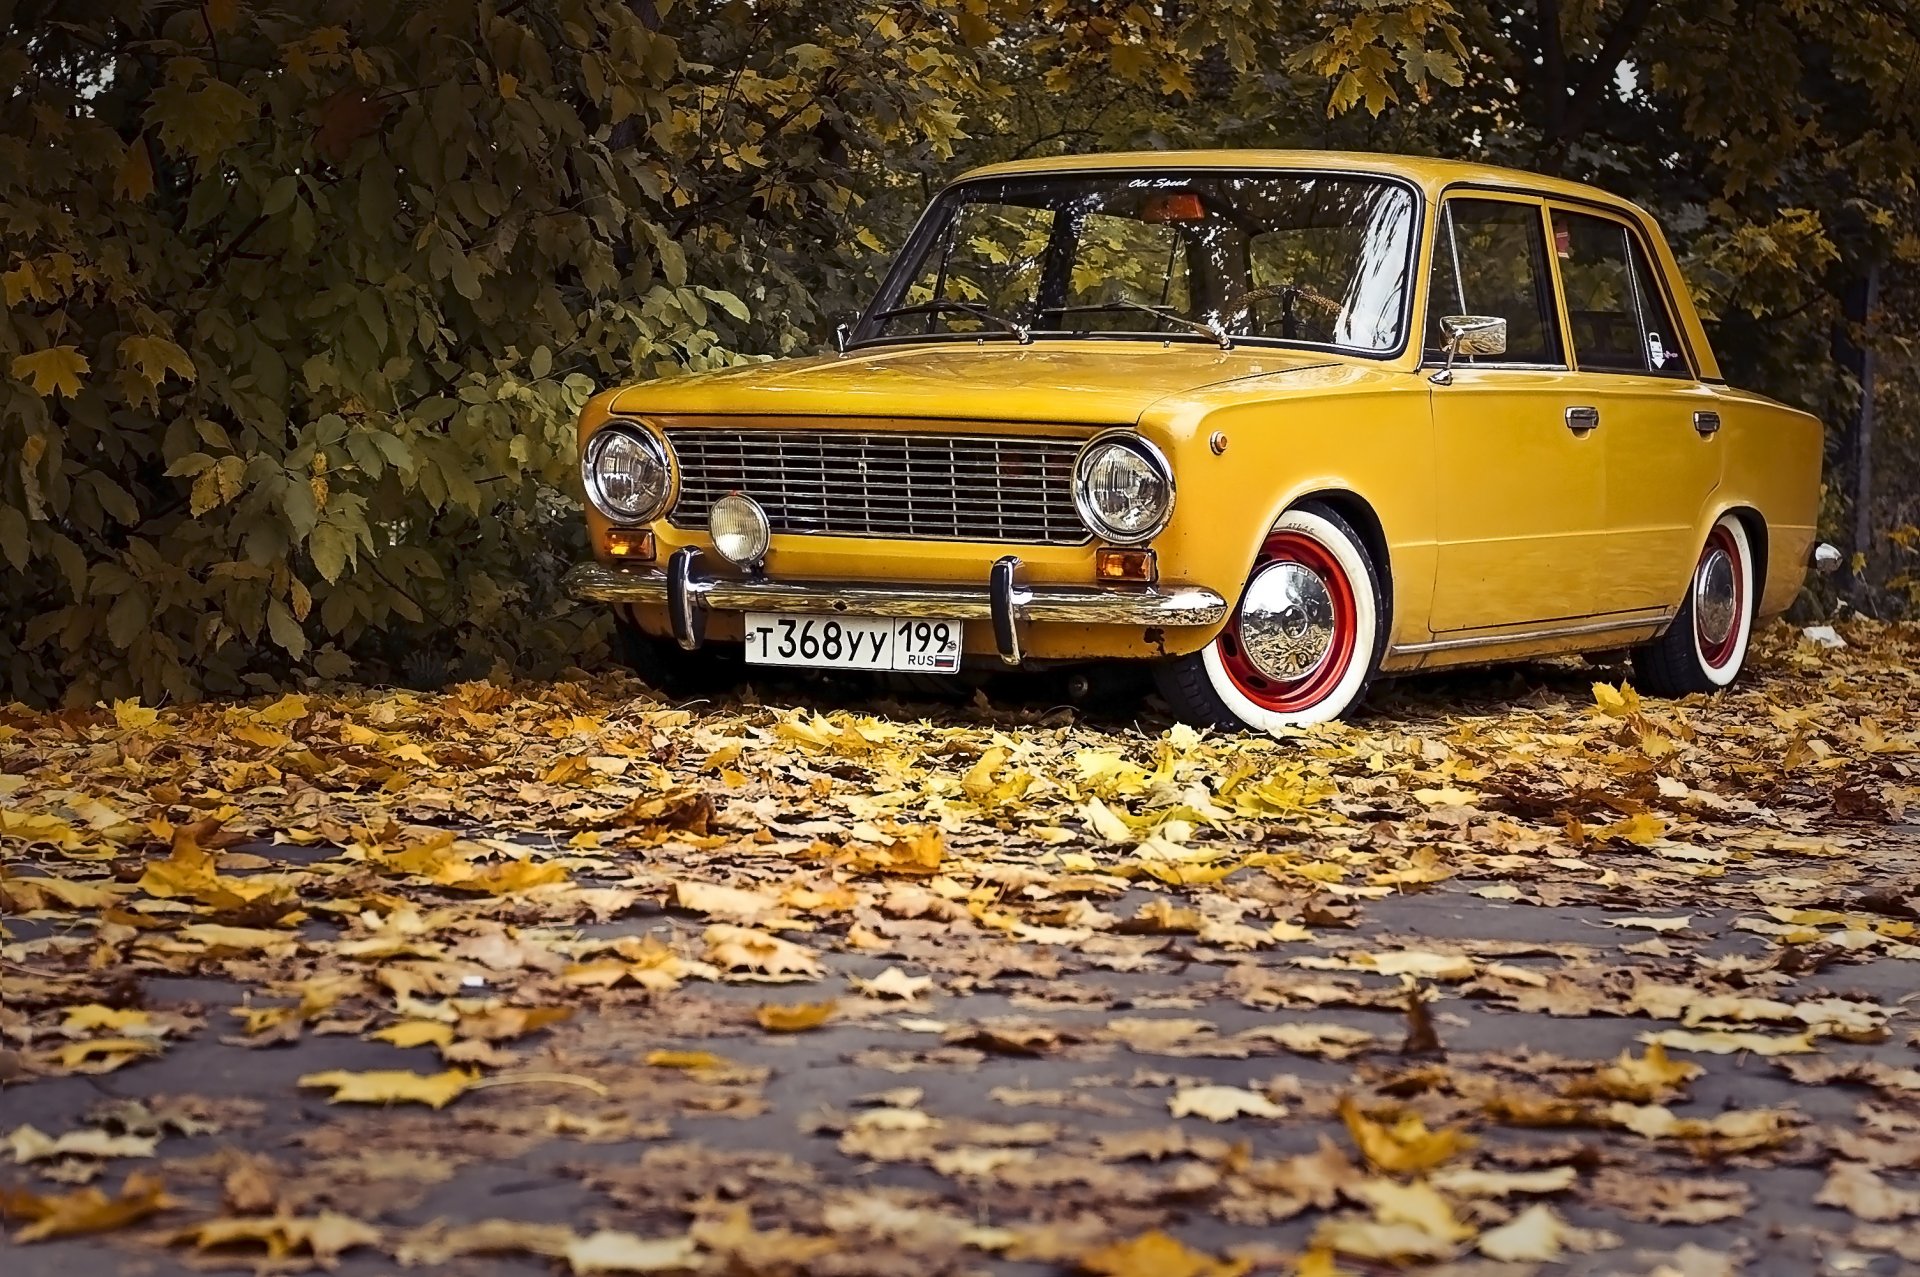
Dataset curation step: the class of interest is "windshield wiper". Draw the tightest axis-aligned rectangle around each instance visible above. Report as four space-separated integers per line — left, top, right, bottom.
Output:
1051 300 1234 350
868 300 1032 344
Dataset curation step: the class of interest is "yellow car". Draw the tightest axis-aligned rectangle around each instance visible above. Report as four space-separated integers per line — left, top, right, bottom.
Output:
567 150 1834 733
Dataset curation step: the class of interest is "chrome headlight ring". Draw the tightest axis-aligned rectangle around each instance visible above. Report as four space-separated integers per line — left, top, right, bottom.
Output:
1072 429 1175 545
583 421 676 525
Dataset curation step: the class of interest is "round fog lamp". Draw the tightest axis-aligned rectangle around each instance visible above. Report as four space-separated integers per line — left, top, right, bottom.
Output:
710 492 771 569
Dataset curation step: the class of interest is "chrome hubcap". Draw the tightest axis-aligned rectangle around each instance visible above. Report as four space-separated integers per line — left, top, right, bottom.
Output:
1238 561 1336 680
1695 548 1737 646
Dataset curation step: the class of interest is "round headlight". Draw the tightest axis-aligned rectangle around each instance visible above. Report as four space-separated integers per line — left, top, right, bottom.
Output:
584 425 673 523
709 492 771 569
1073 433 1173 544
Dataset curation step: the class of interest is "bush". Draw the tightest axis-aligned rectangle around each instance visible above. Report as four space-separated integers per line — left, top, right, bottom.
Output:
0 1 982 703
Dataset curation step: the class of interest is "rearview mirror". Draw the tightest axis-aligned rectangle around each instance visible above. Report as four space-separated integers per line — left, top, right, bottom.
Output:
833 320 854 354
1431 314 1507 384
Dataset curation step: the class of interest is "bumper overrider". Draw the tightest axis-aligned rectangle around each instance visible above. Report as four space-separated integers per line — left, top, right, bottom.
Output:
564 549 1230 666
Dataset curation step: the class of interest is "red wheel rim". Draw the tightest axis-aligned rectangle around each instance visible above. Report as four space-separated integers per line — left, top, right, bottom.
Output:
1216 530 1359 713
1695 524 1744 670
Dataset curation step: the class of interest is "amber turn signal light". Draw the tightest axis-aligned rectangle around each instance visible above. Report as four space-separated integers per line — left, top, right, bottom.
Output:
1095 547 1157 583
606 529 655 561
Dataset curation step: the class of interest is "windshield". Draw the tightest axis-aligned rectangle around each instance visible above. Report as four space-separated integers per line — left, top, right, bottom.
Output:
858 171 1418 353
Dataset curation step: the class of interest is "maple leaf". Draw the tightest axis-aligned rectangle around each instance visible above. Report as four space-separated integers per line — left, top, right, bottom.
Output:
1563 1043 1702 1102
1339 1096 1475 1173
704 924 823 979
11 346 89 398
296 1069 476 1109
173 1212 382 1264
1815 1162 1920 1221
118 335 196 387
6 1171 177 1243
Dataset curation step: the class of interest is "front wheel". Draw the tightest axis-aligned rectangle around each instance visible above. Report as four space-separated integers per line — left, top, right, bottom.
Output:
1154 505 1384 733
1630 514 1757 696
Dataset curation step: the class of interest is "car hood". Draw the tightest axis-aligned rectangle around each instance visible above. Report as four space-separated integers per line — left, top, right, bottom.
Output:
607 341 1340 425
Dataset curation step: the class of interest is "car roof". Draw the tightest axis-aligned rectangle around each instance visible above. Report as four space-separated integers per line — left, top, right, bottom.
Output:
955 149 1649 217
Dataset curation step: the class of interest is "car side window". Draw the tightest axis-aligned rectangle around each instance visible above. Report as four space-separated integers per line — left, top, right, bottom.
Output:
1425 198 1561 364
1551 210 1691 376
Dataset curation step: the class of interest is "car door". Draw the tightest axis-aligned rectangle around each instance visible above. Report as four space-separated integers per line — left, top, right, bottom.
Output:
1428 195 1606 632
1547 206 1723 617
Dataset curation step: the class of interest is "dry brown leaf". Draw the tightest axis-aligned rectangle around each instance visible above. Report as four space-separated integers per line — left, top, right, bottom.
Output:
703 924 823 979
1563 1042 1702 1102
1588 1167 1751 1223
5 1171 177 1243
173 1211 381 1264
1817 1162 1920 1222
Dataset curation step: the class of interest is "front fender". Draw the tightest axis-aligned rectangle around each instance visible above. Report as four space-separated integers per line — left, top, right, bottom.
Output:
1139 368 1435 654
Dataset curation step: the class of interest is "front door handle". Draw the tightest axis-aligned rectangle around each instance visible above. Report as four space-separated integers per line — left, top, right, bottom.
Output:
1694 410 1721 436
1565 405 1600 434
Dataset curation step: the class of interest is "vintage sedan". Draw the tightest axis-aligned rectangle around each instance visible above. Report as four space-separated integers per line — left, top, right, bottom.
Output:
565 151 1834 733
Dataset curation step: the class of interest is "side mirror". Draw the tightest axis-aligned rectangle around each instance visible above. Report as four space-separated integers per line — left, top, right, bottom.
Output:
833 320 855 354
1431 314 1507 384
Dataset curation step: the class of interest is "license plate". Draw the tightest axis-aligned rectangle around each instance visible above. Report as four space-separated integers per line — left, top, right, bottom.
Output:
743 614 961 674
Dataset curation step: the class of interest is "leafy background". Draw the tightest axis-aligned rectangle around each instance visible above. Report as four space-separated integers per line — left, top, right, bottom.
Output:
3 0 1916 705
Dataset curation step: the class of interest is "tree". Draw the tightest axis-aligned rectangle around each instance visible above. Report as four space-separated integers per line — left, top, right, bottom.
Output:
0 0 986 703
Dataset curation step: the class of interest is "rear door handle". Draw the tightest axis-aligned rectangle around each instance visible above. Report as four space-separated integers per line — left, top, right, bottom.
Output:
1565 406 1600 433
1693 410 1721 436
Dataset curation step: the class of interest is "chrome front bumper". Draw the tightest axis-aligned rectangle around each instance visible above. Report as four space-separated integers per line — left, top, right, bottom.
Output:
565 551 1229 665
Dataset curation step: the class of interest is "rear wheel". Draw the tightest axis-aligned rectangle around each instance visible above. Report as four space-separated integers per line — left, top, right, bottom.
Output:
1630 514 1756 696
1154 505 1384 733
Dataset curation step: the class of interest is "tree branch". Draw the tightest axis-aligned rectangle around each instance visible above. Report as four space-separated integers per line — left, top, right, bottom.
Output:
1554 0 1656 151
1537 0 1566 143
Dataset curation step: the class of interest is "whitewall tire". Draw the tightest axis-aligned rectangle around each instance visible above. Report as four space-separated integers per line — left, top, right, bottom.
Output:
1154 505 1383 733
1631 513 1757 696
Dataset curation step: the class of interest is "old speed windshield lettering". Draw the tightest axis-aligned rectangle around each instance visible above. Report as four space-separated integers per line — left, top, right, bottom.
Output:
744 614 960 674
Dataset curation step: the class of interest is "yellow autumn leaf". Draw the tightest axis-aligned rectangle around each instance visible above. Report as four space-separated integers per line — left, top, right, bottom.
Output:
45 1037 163 1072
1075 1229 1251 1277
644 1050 730 1070
119 335 196 387
754 1000 836 1032
8 1171 177 1243
369 1020 455 1049
297 1068 477 1109
1591 681 1641 717
1339 1096 1475 1174
11 346 89 398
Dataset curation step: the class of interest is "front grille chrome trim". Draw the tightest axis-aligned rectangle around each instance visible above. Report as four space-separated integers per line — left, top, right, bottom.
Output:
663 428 1090 545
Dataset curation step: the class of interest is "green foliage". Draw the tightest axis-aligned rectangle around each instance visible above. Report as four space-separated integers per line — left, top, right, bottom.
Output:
0 0 985 702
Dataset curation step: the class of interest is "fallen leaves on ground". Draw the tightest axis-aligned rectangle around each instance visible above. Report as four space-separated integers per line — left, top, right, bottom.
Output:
2 622 1918 1270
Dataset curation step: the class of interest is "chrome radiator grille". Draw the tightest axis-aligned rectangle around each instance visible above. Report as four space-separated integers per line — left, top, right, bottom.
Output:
663 428 1089 545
